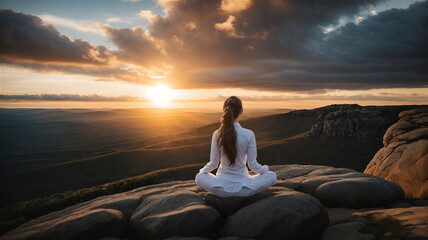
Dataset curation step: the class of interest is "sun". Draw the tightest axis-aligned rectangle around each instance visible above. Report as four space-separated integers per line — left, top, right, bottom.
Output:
145 85 173 105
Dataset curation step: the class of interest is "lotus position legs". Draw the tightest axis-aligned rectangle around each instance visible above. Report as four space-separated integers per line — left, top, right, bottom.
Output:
195 171 277 197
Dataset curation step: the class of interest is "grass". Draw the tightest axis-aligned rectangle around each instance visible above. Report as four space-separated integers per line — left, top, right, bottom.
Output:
0 163 204 235
359 212 409 239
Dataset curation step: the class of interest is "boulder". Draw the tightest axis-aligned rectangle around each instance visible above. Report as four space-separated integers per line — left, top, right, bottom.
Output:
271 164 404 208
37 209 127 240
1 192 140 240
3 208 127 240
130 190 220 239
313 178 404 208
202 190 271 216
221 187 329 240
364 107 428 199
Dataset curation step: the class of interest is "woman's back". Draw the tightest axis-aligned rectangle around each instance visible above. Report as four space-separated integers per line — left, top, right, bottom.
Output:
195 95 276 197
215 122 268 179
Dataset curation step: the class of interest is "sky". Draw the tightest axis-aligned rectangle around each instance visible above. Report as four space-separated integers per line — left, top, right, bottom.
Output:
0 0 427 110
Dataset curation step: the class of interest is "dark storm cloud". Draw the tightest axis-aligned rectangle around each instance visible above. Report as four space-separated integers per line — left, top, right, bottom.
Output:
167 0 428 91
319 2 428 62
106 0 384 68
1 0 428 92
0 94 149 102
99 0 427 91
0 9 113 64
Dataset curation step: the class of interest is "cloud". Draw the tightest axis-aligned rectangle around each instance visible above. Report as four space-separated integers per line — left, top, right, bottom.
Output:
106 17 131 24
0 58 155 85
320 3 428 62
218 92 428 102
39 14 105 36
102 0 428 92
1 1 428 93
160 0 427 91
0 9 156 85
139 10 155 22
0 94 150 102
215 15 245 38
99 24 167 67
0 9 114 65
221 0 253 13
3 91 426 103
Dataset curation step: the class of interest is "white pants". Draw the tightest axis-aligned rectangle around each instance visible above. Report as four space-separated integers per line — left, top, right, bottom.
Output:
195 171 277 197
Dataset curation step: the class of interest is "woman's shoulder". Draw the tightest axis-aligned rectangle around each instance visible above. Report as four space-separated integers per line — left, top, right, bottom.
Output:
239 126 254 137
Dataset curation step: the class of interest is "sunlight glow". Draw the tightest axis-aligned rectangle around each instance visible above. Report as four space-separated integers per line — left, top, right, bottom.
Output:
145 84 173 105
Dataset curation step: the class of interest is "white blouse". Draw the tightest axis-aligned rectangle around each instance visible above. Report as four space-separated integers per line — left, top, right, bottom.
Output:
199 122 269 192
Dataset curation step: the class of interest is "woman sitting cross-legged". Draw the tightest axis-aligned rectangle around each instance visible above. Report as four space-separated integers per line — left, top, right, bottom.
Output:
195 96 277 197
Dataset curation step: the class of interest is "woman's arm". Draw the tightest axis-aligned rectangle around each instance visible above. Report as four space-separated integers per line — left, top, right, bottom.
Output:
199 130 220 174
247 131 268 174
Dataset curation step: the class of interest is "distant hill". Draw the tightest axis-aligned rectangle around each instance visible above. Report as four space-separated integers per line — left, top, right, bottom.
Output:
0 107 291 206
0 104 425 206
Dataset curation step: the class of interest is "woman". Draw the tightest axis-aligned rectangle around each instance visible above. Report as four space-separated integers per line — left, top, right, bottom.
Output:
195 96 277 197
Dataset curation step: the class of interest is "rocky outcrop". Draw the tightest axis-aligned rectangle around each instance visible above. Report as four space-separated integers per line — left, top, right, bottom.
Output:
309 104 423 139
1 165 409 240
364 107 428 199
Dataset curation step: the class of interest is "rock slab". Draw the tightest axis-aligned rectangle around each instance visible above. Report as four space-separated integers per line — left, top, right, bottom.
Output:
1 165 410 240
131 190 220 239
222 187 329 240
271 164 404 208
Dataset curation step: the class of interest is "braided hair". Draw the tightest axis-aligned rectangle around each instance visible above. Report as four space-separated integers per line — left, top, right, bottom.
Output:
217 96 243 166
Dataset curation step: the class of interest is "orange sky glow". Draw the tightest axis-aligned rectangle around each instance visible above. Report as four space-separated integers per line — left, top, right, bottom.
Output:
0 0 427 110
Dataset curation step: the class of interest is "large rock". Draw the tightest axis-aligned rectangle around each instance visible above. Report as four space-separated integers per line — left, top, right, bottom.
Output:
271 164 404 208
313 177 404 208
202 190 271 216
364 107 428 199
1 191 139 240
130 191 220 239
221 187 329 240
1 181 201 240
2 165 409 240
